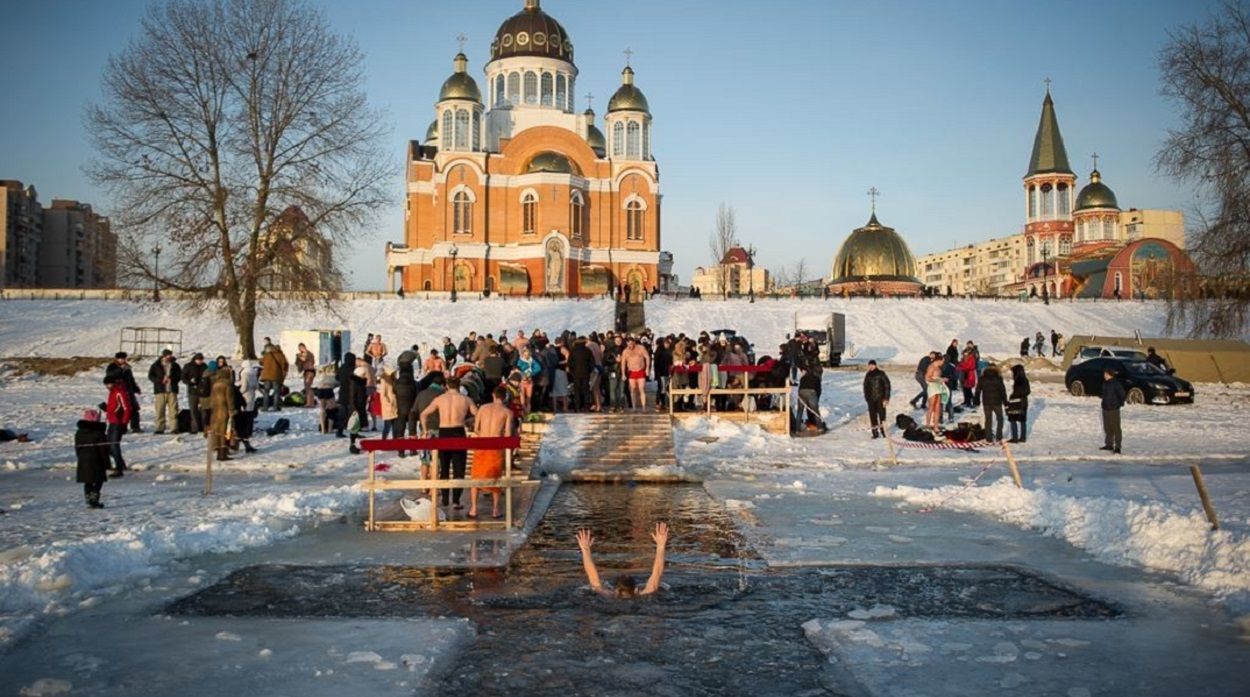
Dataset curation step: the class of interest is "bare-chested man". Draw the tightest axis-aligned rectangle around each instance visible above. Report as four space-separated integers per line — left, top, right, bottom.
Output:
469 385 514 519
620 337 651 412
367 334 388 367
419 376 478 509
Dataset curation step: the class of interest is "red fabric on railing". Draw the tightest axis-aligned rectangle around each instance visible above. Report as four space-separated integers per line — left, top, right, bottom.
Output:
360 435 521 452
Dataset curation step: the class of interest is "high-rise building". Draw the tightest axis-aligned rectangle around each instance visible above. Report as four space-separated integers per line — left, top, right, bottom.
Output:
385 0 663 297
1 180 43 288
39 199 116 289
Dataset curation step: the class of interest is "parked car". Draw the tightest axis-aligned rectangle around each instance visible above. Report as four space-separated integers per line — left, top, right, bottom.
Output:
1064 357 1195 405
1071 345 1148 365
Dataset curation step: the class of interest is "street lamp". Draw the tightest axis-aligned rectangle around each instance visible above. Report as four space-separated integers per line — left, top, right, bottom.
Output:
153 243 162 302
1040 241 1051 306
747 244 756 303
449 244 459 303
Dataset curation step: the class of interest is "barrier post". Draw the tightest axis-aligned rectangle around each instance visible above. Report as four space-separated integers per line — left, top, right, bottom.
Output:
1002 442 1023 489
367 450 376 531
505 447 514 530
204 432 214 495
885 436 898 466
1189 464 1220 530
430 451 441 530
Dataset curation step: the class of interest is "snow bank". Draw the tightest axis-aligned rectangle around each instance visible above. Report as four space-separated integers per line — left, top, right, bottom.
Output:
873 478 1250 603
0 484 363 646
0 296 1202 364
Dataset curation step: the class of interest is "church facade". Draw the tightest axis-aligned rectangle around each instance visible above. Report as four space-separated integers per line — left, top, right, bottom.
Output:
385 0 661 297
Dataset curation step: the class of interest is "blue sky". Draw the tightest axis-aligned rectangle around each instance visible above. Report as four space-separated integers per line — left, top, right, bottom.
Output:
0 0 1217 289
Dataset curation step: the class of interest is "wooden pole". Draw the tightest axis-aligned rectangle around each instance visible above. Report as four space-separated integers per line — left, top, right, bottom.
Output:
885 435 898 467
1002 442 1023 489
1189 464 1220 530
367 450 376 531
505 447 514 530
430 451 441 530
204 432 214 495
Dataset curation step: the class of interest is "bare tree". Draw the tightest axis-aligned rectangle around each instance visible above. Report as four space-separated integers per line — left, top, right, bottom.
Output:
791 258 809 287
1158 0 1250 337
772 266 792 290
709 203 739 298
87 0 391 357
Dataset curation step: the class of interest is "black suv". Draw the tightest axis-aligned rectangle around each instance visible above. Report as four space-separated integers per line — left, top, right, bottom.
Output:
1064 357 1195 405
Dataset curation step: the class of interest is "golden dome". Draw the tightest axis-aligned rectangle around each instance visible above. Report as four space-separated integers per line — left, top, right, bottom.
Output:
608 66 650 114
439 53 481 102
526 151 576 174
491 0 574 65
1075 169 1119 211
425 119 439 142
830 213 920 283
584 108 605 155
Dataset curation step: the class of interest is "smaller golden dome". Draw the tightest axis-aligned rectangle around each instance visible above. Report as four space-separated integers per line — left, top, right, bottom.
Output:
439 53 481 103
608 66 650 114
830 213 921 284
584 108 606 155
425 119 439 142
1075 169 1119 211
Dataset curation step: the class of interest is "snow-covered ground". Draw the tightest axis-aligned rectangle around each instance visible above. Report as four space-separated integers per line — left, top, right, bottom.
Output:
2 297 1250 695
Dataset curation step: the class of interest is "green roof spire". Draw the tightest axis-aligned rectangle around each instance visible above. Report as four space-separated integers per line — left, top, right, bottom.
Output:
1026 87 1073 177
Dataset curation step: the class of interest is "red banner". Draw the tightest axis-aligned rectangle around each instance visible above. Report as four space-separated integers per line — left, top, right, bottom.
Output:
360 435 521 452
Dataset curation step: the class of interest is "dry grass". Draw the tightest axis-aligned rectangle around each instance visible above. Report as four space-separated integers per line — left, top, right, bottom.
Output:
1 357 110 377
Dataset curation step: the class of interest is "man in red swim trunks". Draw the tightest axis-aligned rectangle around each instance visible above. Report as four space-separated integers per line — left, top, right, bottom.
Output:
620 337 651 413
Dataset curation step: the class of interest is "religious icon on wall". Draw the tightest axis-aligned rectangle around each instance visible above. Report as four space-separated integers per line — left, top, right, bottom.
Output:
544 238 565 292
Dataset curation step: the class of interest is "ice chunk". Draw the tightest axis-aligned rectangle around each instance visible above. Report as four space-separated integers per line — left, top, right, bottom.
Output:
215 631 242 642
19 678 73 696
258 648 273 659
345 651 383 664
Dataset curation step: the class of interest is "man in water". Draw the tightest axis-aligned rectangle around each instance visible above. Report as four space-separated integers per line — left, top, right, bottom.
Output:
576 522 669 598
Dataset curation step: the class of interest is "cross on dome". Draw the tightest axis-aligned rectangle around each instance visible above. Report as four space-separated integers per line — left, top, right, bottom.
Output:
456 32 468 52
623 47 633 67
867 187 881 213
1091 152 1099 169
585 93 594 110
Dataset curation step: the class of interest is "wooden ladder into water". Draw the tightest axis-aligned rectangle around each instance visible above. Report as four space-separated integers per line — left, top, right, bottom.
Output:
563 412 687 483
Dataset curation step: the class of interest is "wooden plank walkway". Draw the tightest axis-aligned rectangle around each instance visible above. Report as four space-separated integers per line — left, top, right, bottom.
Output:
562 412 690 483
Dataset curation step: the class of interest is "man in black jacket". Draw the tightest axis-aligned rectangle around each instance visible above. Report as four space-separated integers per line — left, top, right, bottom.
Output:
978 366 1007 442
105 353 142 433
148 350 182 434
910 353 933 409
1100 368 1127 454
394 350 418 453
182 353 206 433
862 360 891 439
568 337 595 412
798 358 826 433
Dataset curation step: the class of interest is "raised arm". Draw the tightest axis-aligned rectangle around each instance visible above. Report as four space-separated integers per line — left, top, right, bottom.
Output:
576 529 604 593
641 522 669 595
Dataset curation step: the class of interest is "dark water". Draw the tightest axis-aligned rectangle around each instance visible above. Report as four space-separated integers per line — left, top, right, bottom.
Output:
169 485 1118 696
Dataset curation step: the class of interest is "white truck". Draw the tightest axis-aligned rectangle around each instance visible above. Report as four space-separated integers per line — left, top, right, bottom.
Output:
794 312 846 366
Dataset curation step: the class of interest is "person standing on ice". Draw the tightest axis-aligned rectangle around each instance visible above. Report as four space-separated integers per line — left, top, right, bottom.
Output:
259 342 289 412
103 374 132 477
923 354 946 431
1006 364 1031 443
295 343 317 407
75 408 110 508
862 360 891 439
978 365 1007 442
105 352 142 434
910 352 934 410
1033 332 1046 358
147 349 181 435
182 353 207 434
1100 368 1126 454
1019 337 1030 358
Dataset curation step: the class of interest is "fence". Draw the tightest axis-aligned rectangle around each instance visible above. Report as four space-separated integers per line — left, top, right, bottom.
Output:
359 434 533 531
668 364 791 433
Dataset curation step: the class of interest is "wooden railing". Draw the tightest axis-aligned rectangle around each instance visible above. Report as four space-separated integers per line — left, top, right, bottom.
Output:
359 435 534 532
668 364 791 427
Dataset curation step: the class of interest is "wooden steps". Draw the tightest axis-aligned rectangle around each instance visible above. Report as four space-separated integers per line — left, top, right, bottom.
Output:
562 412 689 482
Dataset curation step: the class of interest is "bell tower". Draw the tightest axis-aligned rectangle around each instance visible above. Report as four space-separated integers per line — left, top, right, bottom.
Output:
1022 81 1076 269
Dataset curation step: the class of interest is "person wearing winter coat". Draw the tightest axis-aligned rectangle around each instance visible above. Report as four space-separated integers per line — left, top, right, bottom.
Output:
1019 337 1030 358
105 352 142 433
104 375 133 476
911 353 933 409
568 338 595 412
231 382 258 454
978 366 1008 442
944 340 959 366
394 356 419 449
798 358 826 432
862 360 891 439
335 352 358 438
147 350 182 434
1007 364 1031 443
259 344 289 412
1034 332 1046 358
76 409 110 508
348 365 369 454
209 368 237 461
236 360 261 412
958 351 978 408
1100 368 1126 454
515 346 542 416
182 353 207 434
295 343 317 407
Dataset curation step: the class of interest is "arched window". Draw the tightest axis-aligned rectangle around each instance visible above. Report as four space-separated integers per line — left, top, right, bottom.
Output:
472 111 481 151
441 110 453 149
507 72 520 105
453 190 473 235
1057 183 1070 215
494 75 505 106
556 74 567 111
570 191 584 240
540 73 553 106
1028 185 1037 218
642 124 650 159
1059 236 1071 256
454 110 469 149
612 122 624 158
1114 271 1123 293
1041 184 1054 217
626 121 641 159
522 191 538 235
626 199 645 241
524 71 538 105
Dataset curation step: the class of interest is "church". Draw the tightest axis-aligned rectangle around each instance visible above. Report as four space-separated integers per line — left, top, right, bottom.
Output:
385 0 662 297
